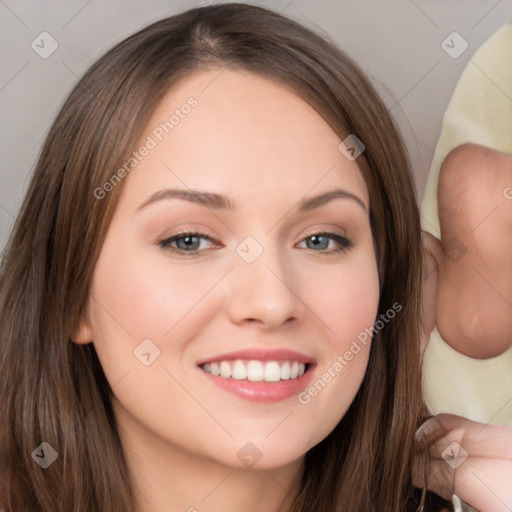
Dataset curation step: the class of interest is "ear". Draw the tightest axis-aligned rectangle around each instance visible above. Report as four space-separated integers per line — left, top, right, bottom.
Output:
72 320 93 345
71 303 94 345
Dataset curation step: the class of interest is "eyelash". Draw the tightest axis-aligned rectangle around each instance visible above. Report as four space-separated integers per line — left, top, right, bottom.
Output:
158 230 353 256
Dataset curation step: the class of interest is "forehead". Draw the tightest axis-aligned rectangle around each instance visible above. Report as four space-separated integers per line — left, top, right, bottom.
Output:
122 69 369 210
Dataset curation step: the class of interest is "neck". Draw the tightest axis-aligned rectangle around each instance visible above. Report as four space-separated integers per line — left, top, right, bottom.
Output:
113 400 303 512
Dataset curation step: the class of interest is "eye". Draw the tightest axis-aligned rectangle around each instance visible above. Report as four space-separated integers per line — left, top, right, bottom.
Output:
159 231 220 255
158 230 353 256
297 232 353 254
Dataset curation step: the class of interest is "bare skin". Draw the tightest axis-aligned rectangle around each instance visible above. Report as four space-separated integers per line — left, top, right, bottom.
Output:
73 69 378 512
73 74 512 509
429 143 512 359
413 413 512 512
417 143 512 510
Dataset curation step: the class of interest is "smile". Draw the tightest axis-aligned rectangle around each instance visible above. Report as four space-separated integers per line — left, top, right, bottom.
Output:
200 360 308 382
196 349 315 402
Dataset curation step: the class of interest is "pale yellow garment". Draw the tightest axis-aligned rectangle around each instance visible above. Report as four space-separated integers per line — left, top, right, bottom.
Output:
421 21 512 427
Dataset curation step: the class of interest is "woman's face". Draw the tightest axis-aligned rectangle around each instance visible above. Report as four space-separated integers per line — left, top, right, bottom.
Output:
76 69 380 470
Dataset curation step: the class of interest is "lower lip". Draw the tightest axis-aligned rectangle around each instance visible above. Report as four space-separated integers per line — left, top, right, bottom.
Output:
200 367 314 403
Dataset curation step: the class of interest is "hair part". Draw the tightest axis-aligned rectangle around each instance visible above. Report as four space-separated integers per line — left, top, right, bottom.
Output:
0 3 427 511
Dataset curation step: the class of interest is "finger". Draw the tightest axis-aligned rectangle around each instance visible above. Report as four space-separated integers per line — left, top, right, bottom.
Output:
413 416 456 500
429 455 512 512
430 413 512 458
414 414 512 510
414 430 512 509
416 414 512 463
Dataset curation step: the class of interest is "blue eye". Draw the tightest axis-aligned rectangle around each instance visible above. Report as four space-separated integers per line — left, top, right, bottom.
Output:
159 232 216 254
298 232 353 253
158 231 353 256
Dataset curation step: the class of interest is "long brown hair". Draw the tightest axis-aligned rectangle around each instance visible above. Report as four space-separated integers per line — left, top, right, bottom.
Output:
0 3 426 511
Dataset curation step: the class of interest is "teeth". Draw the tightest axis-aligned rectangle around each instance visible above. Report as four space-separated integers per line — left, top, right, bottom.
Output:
264 361 281 382
247 360 263 382
201 359 308 382
280 362 291 380
232 360 247 380
220 361 231 378
210 362 220 376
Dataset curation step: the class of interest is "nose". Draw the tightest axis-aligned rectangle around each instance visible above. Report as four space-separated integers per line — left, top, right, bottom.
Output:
226 245 306 330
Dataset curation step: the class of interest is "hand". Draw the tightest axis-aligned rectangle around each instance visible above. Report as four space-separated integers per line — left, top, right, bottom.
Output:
413 413 512 512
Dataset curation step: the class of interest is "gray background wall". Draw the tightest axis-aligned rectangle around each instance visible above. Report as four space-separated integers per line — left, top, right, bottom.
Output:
1 0 511 252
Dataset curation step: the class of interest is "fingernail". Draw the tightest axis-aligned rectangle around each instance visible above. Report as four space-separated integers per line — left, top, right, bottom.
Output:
415 416 443 441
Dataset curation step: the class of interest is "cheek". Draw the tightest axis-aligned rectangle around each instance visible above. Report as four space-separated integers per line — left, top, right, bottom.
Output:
295 252 379 436
90 240 223 342
308 252 380 348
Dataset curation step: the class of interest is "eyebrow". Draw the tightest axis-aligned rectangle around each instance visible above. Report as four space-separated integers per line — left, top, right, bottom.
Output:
136 187 368 214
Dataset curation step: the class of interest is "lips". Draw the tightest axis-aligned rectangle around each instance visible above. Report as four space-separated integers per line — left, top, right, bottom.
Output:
196 349 315 402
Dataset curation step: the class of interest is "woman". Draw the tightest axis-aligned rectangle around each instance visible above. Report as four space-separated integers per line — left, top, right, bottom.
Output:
0 3 508 511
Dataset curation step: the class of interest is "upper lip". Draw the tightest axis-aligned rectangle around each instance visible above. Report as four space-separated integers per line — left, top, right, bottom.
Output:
196 348 315 366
